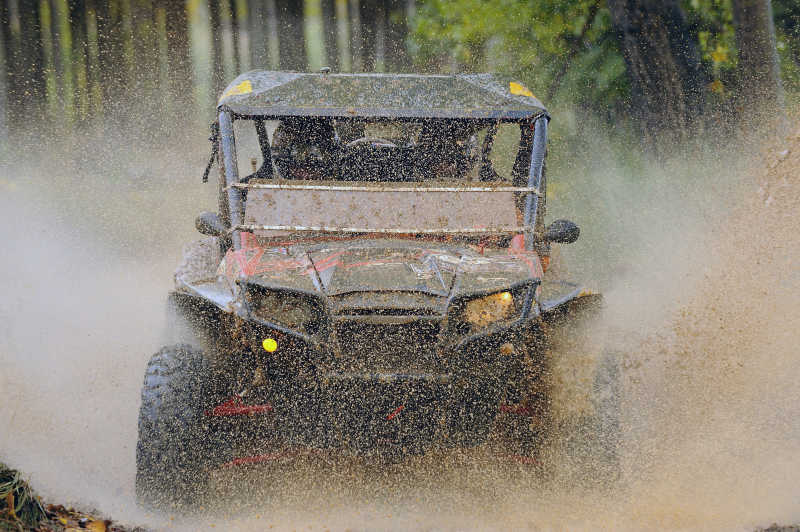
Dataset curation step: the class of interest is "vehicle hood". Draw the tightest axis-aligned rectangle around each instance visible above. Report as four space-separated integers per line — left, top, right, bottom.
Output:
220 238 542 299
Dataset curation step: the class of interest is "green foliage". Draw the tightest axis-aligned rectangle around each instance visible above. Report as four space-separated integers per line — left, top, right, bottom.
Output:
410 0 626 111
684 0 800 102
411 0 800 111
774 0 800 101
683 0 736 96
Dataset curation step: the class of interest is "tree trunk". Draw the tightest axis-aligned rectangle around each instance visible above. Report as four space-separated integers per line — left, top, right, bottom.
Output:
349 0 361 71
18 0 46 118
264 0 280 69
48 0 63 114
358 0 376 70
229 0 241 74
321 0 338 69
276 0 306 70
45 0 71 121
374 0 386 71
18 0 45 121
68 0 89 122
334 0 350 71
0 1 7 136
13 0 41 117
607 0 706 147
1 0 17 126
732 0 784 120
248 0 267 68
209 0 224 99
84 0 102 117
118 0 134 99
163 0 192 109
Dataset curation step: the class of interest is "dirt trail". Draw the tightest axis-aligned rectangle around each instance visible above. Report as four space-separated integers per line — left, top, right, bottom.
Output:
0 122 799 530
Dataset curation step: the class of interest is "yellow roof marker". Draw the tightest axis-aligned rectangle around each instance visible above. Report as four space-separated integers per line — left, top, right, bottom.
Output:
509 81 535 98
219 79 253 103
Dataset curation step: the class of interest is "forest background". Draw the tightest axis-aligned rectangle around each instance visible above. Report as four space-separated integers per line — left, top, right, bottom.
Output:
0 0 796 146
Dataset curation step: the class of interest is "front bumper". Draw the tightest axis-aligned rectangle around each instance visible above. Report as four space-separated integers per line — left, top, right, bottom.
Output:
263 369 504 456
226 313 539 457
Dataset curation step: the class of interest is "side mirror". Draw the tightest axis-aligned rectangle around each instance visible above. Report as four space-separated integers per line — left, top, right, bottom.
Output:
195 211 227 237
545 219 580 244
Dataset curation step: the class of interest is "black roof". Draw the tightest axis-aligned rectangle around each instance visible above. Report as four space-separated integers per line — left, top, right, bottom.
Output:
217 71 547 120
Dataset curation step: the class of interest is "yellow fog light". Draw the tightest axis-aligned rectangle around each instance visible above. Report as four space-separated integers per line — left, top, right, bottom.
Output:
262 337 278 352
463 291 515 328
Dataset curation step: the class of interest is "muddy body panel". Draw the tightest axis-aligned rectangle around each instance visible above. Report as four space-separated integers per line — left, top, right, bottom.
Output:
217 238 543 298
168 232 603 459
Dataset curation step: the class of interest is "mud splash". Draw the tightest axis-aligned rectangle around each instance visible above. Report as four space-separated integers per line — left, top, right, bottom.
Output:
615 129 800 530
0 121 798 530
0 131 213 527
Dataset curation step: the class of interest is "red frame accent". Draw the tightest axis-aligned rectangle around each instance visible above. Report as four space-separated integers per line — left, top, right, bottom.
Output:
386 405 405 420
205 396 274 417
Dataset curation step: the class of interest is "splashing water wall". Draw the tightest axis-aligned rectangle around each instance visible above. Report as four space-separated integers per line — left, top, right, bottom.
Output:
0 109 799 530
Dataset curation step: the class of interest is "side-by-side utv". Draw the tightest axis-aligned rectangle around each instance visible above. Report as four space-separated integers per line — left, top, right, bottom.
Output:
135 71 619 509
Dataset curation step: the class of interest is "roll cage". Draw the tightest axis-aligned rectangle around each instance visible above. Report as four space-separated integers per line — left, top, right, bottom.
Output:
209 111 549 255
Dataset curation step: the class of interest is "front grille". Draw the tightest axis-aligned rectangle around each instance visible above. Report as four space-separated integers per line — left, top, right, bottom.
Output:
338 308 441 316
334 317 442 372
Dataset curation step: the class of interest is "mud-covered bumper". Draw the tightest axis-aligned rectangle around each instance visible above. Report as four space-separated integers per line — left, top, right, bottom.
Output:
262 369 505 456
221 315 538 457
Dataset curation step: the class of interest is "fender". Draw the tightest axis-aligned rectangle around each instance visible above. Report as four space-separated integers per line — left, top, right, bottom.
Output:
538 279 603 324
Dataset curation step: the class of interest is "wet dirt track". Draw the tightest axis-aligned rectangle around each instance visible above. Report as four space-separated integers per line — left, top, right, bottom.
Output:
1 122 799 530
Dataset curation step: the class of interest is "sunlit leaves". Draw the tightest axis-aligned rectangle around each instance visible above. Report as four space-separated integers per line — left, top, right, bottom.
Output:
412 0 800 110
773 0 800 99
682 0 738 101
410 0 623 109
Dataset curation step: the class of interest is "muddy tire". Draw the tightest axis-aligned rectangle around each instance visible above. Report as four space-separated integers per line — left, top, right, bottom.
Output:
135 344 216 510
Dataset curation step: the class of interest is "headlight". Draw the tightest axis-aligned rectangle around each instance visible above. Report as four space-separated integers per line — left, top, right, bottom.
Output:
459 290 518 330
245 286 322 335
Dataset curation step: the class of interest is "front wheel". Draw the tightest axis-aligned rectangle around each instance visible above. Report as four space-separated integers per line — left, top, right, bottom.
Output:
135 344 217 510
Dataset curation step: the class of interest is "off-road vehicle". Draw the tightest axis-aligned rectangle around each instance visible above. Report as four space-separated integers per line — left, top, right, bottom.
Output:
135 71 619 508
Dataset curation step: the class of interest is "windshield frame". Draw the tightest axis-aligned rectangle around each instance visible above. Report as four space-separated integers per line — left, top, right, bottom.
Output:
216 111 549 251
